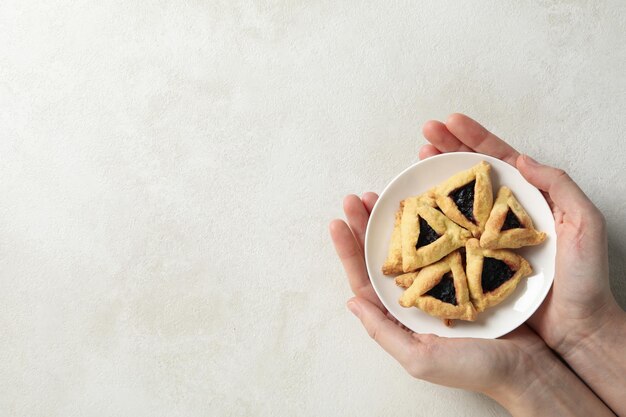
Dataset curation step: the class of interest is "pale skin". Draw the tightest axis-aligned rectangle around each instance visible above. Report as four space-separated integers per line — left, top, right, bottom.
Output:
330 114 626 416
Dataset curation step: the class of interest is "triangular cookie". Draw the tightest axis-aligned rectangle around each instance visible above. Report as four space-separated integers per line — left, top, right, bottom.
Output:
382 191 438 275
400 195 471 272
480 186 547 249
465 239 532 312
434 161 493 238
398 251 477 322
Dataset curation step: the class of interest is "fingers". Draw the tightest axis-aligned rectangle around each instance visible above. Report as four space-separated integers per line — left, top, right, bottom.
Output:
343 195 369 249
329 220 385 309
422 114 521 167
419 144 442 160
347 297 421 371
446 113 520 166
362 192 378 214
348 298 535 389
516 154 597 216
422 120 472 153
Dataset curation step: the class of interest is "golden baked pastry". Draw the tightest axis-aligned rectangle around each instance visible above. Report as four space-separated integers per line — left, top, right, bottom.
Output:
400 195 471 272
380 160 547 325
383 193 439 275
395 272 415 288
465 238 532 312
480 186 547 249
381 200 405 275
434 161 493 238
398 251 477 322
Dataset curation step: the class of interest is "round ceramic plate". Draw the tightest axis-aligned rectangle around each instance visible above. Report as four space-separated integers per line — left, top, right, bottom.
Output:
364 152 556 339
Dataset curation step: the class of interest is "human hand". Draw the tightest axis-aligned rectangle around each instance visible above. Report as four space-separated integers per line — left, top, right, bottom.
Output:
329 194 614 416
419 113 626 414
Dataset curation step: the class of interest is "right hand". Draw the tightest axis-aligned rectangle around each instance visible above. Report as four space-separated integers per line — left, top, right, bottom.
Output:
419 113 622 352
420 113 626 414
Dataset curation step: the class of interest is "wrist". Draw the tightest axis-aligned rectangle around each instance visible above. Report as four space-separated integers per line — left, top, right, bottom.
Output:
557 300 626 357
559 302 626 415
486 347 555 415
486 345 615 417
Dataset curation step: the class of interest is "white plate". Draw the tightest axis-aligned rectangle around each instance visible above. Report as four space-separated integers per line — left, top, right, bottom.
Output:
365 152 556 339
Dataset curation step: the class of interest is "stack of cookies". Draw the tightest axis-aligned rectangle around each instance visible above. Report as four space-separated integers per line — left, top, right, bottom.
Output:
382 161 547 326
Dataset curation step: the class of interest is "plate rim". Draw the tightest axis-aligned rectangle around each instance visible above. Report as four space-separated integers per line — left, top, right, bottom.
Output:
364 152 555 339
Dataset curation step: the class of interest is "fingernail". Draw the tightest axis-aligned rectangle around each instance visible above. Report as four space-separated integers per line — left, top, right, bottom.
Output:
347 300 361 318
524 154 540 166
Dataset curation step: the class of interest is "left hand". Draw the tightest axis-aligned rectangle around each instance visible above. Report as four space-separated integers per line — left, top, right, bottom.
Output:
330 194 548 402
330 193 615 415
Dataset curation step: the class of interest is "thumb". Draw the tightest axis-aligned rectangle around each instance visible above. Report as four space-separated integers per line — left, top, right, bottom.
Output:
349 298 454 382
347 297 418 370
516 154 595 215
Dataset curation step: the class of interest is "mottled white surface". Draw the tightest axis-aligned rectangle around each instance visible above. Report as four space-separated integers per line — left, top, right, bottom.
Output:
1 1 625 416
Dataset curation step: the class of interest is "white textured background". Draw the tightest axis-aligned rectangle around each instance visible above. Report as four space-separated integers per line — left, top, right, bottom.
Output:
1 1 625 416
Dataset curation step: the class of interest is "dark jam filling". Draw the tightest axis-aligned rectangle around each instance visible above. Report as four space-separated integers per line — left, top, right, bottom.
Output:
415 216 441 249
481 257 515 293
449 180 476 223
426 273 457 305
501 209 523 231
